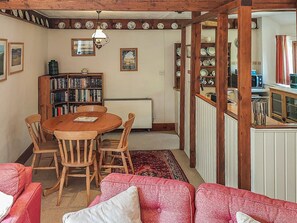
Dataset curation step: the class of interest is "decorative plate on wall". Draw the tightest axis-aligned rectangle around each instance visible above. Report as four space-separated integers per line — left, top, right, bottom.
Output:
25 11 30 21
200 48 207 56
200 69 208 77
1 9 6 13
58 22 66 29
171 23 178 29
115 22 122 29
31 14 36 23
207 47 215 56
127 21 136 30
12 10 18 17
142 22 150 30
40 18 44 26
74 22 82 29
18 10 24 19
85 21 94 29
45 19 49 28
36 17 40 25
157 23 164 30
176 59 181 67
176 47 181 56
100 22 108 29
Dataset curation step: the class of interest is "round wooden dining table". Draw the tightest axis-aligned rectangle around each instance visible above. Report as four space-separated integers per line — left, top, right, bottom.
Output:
42 111 122 197
42 112 122 134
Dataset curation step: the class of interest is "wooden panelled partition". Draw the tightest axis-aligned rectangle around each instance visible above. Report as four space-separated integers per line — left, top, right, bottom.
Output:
215 13 228 185
179 27 186 151
237 2 252 190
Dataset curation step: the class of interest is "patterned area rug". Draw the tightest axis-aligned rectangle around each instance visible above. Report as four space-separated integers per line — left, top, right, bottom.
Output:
112 150 189 182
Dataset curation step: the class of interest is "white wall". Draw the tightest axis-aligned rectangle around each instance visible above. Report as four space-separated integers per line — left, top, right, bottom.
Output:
47 29 180 123
0 15 48 162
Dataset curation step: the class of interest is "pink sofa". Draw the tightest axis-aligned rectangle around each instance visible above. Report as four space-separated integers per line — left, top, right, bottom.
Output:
91 173 297 223
0 163 42 223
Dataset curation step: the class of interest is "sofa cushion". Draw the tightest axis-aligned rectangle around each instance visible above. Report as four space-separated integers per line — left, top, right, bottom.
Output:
99 173 195 223
0 163 27 201
195 183 297 223
63 186 141 223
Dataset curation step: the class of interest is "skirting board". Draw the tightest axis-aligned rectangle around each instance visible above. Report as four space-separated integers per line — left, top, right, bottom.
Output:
15 143 33 164
152 123 175 131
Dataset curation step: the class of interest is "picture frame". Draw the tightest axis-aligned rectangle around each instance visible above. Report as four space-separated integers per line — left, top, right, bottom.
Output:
120 48 138 71
0 39 8 81
9 42 24 75
71 38 95 56
186 45 191 58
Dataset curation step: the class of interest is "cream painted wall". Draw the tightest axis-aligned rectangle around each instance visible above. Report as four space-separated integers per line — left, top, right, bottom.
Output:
47 29 180 123
0 15 48 162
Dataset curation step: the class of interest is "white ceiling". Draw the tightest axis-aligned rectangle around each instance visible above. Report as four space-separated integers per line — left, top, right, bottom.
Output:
37 10 192 19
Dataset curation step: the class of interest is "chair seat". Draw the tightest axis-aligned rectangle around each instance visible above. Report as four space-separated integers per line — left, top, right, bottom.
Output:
35 141 59 153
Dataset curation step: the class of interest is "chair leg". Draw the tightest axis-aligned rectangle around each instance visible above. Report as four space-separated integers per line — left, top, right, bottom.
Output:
31 153 37 172
121 152 129 174
65 167 69 187
93 158 99 187
86 166 90 205
126 151 134 174
57 167 67 206
98 150 104 179
54 152 59 179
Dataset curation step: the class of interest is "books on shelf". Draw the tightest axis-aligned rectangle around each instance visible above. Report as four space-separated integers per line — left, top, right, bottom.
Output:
52 104 68 117
68 77 102 88
50 77 68 90
69 89 102 103
51 91 68 104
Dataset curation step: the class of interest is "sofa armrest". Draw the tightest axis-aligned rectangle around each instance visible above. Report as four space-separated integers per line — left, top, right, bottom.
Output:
2 183 42 223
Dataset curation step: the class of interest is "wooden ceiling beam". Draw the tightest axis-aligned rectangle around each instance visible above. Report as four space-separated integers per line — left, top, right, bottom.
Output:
0 0 232 11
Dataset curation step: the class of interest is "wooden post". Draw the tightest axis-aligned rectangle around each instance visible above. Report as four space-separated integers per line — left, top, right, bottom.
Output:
190 12 201 168
179 27 186 150
215 13 228 185
237 2 252 190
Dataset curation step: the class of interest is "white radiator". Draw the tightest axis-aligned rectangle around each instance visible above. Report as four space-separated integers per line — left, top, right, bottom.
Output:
104 98 153 129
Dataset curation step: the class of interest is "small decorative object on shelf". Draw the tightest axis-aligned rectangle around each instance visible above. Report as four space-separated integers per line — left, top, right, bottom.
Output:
81 68 88 74
38 73 104 121
174 43 181 89
48 60 59 76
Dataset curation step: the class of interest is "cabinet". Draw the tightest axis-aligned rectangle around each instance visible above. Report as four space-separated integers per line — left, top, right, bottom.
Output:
270 87 297 123
200 42 231 87
174 43 181 89
39 73 103 122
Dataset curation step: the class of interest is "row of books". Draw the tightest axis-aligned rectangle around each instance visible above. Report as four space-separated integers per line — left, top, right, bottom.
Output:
52 105 68 117
68 89 102 103
68 77 102 88
50 78 68 90
69 105 79 113
51 92 68 104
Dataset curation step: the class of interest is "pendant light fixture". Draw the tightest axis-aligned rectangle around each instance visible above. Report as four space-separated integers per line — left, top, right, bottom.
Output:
92 11 109 49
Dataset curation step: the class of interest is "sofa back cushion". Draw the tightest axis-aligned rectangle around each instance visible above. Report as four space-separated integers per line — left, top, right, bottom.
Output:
195 183 297 223
0 163 31 201
100 173 195 223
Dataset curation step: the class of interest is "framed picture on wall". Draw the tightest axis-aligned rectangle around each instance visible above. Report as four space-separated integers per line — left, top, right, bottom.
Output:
9 42 24 75
186 45 191 58
120 48 138 71
0 39 8 81
71 38 95 56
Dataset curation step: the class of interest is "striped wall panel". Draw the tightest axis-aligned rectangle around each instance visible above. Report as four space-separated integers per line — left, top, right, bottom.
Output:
196 97 217 183
251 128 297 202
225 114 238 188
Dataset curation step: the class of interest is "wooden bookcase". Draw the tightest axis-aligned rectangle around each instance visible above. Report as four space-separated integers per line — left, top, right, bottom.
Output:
38 73 103 122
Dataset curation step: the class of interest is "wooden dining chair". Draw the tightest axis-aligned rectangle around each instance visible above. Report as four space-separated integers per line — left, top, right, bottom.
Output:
98 113 135 177
25 114 59 178
77 105 107 113
54 130 99 206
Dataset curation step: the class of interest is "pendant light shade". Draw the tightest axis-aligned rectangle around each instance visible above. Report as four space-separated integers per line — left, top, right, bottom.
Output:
92 11 109 49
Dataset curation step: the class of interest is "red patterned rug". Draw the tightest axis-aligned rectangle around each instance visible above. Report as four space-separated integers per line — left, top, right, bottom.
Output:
112 150 189 182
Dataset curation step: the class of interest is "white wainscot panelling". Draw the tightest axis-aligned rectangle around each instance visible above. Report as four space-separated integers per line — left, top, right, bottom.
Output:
196 97 216 183
251 128 297 202
225 114 238 188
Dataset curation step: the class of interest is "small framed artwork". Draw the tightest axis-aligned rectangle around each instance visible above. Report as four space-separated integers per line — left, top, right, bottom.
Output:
0 39 8 81
71 38 95 56
186 45 191 58
9 42 24 75
120 48 138 71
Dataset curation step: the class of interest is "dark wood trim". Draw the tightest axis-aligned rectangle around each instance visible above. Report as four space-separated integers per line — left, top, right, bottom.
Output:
179 27 186 151
151 123 175 131
0 1 235 11
15 143 33 164
215 13 228 185
241 0 252 6
196 94 216 107
189 12 200 168
237 4 252 191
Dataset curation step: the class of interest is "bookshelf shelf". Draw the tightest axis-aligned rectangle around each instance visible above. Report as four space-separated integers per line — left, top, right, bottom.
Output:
38 73 103 122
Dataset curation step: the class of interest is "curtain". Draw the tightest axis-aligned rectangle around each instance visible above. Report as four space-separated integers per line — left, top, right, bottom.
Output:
276 35 290 85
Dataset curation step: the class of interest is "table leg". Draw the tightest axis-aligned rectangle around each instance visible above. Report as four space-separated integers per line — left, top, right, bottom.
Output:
43 178 60 196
